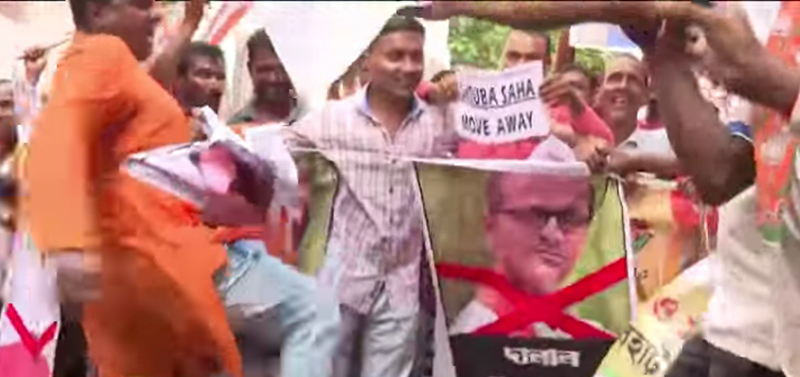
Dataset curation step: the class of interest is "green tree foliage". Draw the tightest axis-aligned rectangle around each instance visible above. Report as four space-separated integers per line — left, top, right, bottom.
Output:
448 17 607 77
448 17 511 70
575 47 607 78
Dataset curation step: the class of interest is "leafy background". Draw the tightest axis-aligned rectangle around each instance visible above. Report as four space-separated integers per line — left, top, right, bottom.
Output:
448 17 607 76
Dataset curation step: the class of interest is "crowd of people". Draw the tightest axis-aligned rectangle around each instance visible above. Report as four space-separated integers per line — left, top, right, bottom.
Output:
1 1 799 377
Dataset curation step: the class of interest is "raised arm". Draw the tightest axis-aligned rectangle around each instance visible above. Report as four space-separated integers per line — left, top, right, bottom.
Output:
653 2 800 118
405 1 661 32
145 0 205 89
649 25 754 205
711 46 800 119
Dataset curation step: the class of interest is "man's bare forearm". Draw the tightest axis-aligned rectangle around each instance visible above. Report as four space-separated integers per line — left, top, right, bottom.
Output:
631 154 682 180
146 23 196 89
721 50 800 119
678 6 800 118
652 60 754 205
452 1 657 31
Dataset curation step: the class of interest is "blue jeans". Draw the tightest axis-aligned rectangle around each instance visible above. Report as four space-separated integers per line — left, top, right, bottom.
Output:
218 239 340 377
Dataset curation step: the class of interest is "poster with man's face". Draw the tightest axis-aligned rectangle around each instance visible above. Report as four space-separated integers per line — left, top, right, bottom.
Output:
415 161 632 377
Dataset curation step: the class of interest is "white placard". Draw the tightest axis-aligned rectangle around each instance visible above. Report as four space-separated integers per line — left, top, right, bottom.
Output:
455 61 550 144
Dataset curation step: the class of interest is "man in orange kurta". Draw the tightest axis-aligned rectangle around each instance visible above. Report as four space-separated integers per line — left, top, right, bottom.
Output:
22 1 241 376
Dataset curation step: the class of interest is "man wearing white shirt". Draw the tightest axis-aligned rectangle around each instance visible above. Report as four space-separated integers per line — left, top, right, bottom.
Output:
595 54 683 179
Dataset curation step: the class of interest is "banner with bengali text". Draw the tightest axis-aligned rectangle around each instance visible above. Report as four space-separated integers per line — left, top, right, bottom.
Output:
594 257 712 377
416 158 633 377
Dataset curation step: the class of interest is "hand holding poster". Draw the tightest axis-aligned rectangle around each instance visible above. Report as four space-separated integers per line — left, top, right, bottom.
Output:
456 62 551 144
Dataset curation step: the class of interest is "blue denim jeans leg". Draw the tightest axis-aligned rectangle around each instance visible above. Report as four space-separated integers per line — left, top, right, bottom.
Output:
219 239 340 377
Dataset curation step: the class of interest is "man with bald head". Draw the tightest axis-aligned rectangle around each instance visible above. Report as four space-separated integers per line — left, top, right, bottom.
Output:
596 54 649 147
598 54 682 178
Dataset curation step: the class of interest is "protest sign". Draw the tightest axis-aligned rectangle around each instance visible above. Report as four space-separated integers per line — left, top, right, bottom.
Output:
455 62 551 144
416 158 634 377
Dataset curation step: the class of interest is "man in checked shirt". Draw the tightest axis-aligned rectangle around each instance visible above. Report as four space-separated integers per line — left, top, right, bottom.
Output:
284 15 454 377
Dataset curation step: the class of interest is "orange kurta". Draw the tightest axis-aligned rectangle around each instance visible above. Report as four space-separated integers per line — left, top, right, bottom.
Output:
23 34 241 377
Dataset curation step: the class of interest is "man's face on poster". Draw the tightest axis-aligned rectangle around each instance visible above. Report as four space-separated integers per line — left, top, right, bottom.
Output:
486 173 592 295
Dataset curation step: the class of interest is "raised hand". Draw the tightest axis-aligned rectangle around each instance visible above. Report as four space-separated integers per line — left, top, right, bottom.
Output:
22 46 47 83
427 74 459 105
539 74 585 117
653 2 760 68
184 0 208 30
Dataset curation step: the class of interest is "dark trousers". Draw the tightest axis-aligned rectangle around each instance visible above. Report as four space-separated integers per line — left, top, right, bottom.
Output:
666 336 784 377
53 314 88 377
233 308 282 377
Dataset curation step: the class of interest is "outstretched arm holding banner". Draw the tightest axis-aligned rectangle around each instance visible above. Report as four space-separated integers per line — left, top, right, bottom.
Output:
145 0 206 89
400 1 661 32
633 19 756 205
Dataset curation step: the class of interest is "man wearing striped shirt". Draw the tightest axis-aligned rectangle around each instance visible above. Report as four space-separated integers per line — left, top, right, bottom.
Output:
286 16 451 377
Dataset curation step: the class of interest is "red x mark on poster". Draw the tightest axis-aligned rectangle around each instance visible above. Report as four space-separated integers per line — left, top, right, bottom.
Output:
436 256 627 339
4 303 58 359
